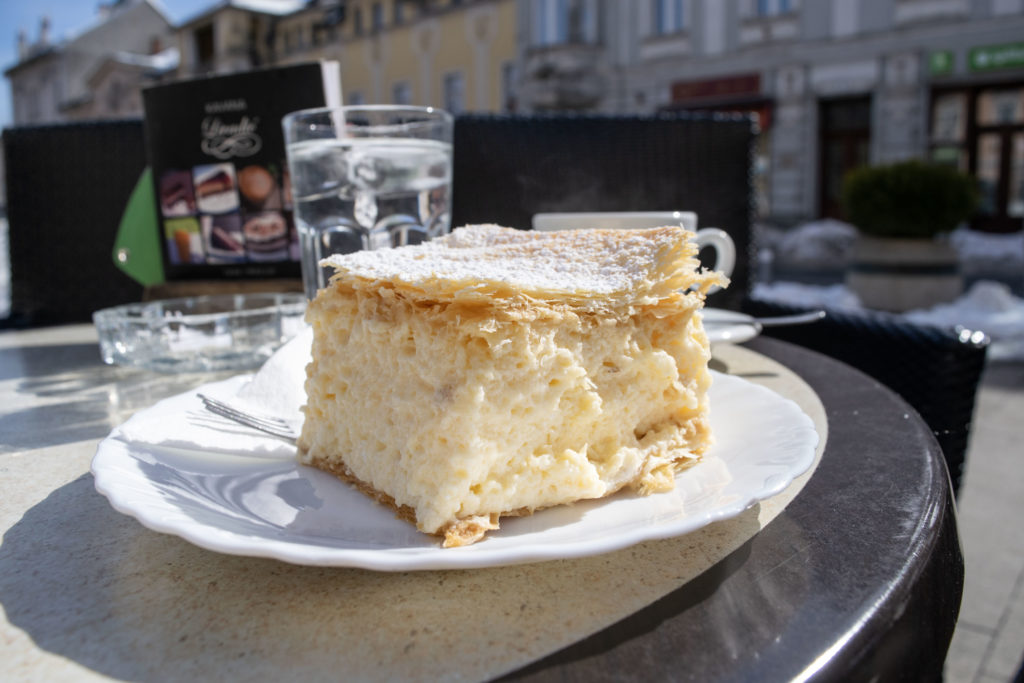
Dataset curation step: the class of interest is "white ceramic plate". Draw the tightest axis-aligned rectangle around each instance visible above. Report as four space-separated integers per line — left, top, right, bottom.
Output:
92 372 817 571
703 308 760 345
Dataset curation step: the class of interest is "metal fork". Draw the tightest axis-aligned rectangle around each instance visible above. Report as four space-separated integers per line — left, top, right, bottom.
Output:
751 309 827 328
197 393 298 442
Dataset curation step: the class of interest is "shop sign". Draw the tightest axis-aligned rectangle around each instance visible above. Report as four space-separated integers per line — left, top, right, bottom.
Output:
969 42 1024 72
671 73 761 103
929 50 954 75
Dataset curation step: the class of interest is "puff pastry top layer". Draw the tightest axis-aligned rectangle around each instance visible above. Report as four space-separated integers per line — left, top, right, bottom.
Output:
321 224 728 309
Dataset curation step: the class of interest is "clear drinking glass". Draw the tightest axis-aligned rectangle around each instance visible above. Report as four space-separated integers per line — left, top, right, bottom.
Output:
282 105 454 300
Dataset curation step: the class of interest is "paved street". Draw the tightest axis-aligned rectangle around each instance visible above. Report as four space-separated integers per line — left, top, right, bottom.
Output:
946 359 1024 681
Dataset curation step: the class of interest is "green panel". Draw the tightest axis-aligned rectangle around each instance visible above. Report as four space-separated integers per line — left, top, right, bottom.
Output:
929 50 954 75
112 168 165 286
969 42 1024 72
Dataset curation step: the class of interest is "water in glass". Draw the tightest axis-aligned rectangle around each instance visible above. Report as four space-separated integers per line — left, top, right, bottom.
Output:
289 136 452 299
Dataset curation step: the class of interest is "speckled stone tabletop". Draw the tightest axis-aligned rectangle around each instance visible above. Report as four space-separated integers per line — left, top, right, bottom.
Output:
0 325 959 682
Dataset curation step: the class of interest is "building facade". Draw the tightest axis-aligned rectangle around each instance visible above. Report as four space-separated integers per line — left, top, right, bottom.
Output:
277 0 518 114
9 0 1021 230
6 0 517 125
174 0 302 76
4 0 174 125
517 0 1024 230
175 0 518 115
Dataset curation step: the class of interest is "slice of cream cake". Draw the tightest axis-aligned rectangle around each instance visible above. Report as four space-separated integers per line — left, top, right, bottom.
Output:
298 224 728 547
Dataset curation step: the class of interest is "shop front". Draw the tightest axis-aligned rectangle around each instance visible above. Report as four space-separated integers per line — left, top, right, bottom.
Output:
929 41 1024 233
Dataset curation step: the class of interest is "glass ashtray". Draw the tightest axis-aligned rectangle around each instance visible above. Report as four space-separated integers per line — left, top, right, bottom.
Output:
93 293 307 373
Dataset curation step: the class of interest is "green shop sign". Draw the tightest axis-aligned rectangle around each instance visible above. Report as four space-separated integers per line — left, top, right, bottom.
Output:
929 50 954 75
969 42 1024 72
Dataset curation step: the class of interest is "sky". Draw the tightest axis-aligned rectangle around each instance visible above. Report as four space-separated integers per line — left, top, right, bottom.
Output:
0 0 216 129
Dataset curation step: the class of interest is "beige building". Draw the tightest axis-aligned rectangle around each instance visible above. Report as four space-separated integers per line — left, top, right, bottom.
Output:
174 0 303 76
277 0 518 113
175 0 518 114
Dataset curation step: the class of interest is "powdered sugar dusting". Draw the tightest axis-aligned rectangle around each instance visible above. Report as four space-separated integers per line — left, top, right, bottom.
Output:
321 224 704 299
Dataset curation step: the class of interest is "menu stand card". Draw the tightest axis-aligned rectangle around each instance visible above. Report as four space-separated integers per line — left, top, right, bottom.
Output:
142 61 341 282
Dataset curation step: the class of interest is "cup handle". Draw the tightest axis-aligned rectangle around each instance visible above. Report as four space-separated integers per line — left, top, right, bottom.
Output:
692 228 735 294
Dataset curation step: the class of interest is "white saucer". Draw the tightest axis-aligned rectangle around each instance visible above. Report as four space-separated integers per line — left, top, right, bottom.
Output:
703 308 760 344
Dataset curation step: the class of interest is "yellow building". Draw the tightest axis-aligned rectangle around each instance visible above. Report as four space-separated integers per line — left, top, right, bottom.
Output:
272 0 518 113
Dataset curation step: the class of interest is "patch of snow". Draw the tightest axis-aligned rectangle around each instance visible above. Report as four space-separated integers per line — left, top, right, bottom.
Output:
755 223 1024 359
768 219 857 268
951 226 1024 264
764 221 1024 273
906 281 1024 362
751 281 862 309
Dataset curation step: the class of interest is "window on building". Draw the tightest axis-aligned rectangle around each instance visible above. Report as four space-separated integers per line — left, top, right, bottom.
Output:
40 72 52 118
394 0 405 24
354 7 364 35
372 2 384 32
756 0 792 17
51 71 60 112
393 81 412 105
534 0 567 45
443 71 465 114
324 4 345 28
106 78 124 113
977 133 1003 216
13 86 23 123
533 0 598 46
1010 133 1024 218
930 91 968 170
819 96 871 220
501 61 517 112
894 0 969 24
27 90 39 121
654 0 685 35
247 17 264 64
930 85 1024 230
348 91 365 105
932 92 967 144
194 24 215 68
977 89 1024 126
978 87 1023 225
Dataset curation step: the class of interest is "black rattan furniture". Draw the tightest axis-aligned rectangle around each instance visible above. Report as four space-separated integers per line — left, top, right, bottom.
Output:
452 112 756 312
3 120 147 327
3 114 755 324
742 298 989 495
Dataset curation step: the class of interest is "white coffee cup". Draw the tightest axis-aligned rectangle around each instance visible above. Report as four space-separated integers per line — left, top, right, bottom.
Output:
531 211 735 282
